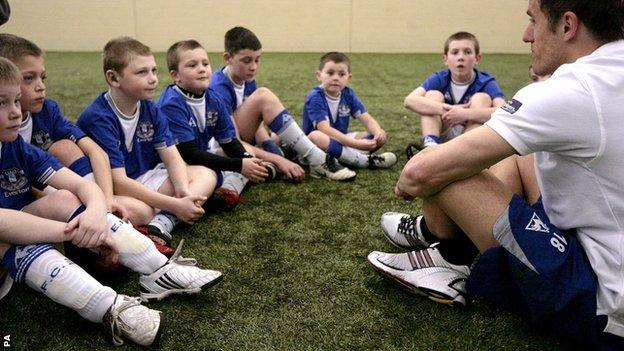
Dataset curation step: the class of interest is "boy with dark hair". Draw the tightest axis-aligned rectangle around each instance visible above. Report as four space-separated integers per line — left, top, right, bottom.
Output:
370 0 624 348
77 37 217 244
0 57 222 347
404 31 506 148
302 51 396 170
211 26 356 181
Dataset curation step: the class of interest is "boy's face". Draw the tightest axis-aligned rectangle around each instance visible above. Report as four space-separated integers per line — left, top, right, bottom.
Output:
316 61 351 97
0 83 23 142
224 49 261 85
443 39 480 82
171 48 212 95
15 55 46 114
109 54 158 101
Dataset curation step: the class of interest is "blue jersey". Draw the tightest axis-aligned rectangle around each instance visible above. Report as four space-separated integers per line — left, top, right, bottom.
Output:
420 69 504 105
210 67 257 113
0 137 61 210
77 93 174 180
302 86 367 135
21 99 86 150
158 85 236 151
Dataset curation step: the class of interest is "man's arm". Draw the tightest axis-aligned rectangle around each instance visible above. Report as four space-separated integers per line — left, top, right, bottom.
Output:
396 125 516 199
403 87 450 116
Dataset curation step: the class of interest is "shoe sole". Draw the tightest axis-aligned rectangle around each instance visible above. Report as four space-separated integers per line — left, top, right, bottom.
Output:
367 258 464 308
310 173 357 182
141 273 224 302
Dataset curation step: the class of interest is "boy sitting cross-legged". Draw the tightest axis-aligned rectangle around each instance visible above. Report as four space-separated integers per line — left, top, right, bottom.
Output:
77 37 217 245
158 39 284 202
302 52 397 170
403 31 505 149
0 57 222 347
210 26 356 181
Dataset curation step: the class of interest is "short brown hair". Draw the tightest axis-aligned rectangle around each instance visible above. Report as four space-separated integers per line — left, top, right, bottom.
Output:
166 39 204 72
0 33 43 62
318 52 351 72
0 57 22 86
443 31 480 55
102 37 152 74
224 27 262 55
539 0 624 42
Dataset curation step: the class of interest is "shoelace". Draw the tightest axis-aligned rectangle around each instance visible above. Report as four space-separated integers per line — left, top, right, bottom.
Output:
109 295 142 346
168 239 198 266
398 215 418 237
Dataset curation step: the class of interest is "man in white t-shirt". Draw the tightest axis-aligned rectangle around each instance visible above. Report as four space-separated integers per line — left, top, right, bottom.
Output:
368 0 624 348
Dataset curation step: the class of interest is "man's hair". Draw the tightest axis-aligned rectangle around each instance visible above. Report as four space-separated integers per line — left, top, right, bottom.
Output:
319 52 351 71
166 39 204 72
443 31 480 55
0 57 22 86
0 33 43 62
539 0 624 42
224 27 262 54
103 36 152 74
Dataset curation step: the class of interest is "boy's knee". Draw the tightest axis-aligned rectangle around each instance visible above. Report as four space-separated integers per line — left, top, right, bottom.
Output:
424 90 445 102
307 130 328 148
252 87 278 104
48 139 84 165
50 189 80 205
469 93 493 107
188 165 216 183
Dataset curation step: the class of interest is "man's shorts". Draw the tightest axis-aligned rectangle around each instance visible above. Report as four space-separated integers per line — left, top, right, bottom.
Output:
135 163 170 192
466 194 612 347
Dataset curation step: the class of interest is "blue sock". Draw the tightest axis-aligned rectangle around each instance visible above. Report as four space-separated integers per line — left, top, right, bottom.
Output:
261 139 284 157
2 244 54 283
423 135 441 146
68 156 93 177
267 109 295 134
327 139 344 159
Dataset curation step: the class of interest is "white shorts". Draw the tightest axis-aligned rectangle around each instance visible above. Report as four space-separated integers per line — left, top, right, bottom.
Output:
135 163 170 192
207 137 222 155
441 124 465 142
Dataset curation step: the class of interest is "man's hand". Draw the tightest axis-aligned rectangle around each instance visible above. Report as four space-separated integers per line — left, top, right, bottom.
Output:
242 157 269 183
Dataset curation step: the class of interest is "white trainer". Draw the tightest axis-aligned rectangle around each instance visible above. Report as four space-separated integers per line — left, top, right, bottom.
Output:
367 245 470 307
139 239 223 302
310 155 357 181
369 152 397 169
380 212 430 250
105 294 162 346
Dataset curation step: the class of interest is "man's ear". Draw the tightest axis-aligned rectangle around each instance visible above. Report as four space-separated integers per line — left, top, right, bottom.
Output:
561 11 580 41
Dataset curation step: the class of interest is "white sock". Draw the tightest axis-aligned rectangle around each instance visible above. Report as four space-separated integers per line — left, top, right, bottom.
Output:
221 171 248 195
278 123 326 166
149 212 179 234
23 247 116 323
107 214 167 274
339 147 369 168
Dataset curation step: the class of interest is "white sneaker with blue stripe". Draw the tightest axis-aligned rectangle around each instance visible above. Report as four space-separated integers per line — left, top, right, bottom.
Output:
139 239 223 302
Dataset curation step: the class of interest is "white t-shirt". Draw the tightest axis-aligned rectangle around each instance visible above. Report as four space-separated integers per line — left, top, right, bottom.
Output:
487 40 624 337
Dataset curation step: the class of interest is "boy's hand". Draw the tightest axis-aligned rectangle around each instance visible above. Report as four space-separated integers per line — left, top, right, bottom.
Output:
173 195 206 224
274 158 305 181
65 207 109 248
108 198 129 222
442 102 471 126
373 130 388 147
242 157 269 183
354 138 378 151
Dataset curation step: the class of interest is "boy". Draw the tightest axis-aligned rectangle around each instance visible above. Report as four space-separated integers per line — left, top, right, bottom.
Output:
77 37 217 245
159 39 297 201
210 26 356 181
403 31 505 148
0 33 132 221
0 57 222 346
302 52 397 170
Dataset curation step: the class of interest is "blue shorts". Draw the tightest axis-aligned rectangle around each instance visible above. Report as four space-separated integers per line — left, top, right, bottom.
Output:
466 195 623 349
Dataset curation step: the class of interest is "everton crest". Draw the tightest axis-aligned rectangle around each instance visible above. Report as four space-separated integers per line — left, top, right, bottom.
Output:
137 121 154 142
0 167 27 192
32 130 53 150
206 110 219 127
338 104 351 118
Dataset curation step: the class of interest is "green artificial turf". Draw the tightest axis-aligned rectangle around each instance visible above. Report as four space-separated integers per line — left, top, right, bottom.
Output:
0 52 582 350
